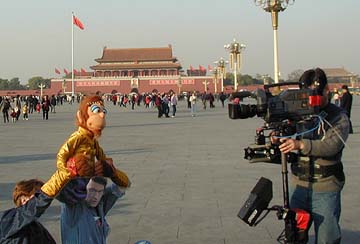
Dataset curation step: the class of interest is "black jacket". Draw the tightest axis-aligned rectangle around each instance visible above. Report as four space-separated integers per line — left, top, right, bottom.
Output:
340 92 352 117
0 193 56 244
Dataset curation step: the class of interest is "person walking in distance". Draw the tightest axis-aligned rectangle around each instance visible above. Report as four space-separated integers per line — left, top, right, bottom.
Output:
155 93 163 118
50 95 57 113
187 92 191 109
42 95 51 120
340 85 353 134
22 103 29 120
170 92 178 117
219 92 226 108
189 92 197 117
1 98 11 123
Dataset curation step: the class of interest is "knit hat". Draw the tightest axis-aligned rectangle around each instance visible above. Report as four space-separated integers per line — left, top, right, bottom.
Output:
299 68 327 94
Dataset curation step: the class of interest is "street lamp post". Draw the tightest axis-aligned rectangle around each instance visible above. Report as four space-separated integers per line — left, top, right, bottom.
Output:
202 80 209 92
212 68 218 94
224 39 246 92
38 83 46 98
62 79 67 93
214 57 227 92
177 75 182 94
254 0 295 84
262 74 270 85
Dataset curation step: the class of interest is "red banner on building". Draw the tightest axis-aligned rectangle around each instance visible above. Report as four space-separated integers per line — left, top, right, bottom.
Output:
149 79 195 85
77 81 120 87
181 79 195 85
149 79 176 85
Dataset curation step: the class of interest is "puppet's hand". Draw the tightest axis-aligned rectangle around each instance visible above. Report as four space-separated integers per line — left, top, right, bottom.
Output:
67 154 93 177
102 158 131 188
102 158 116 177
94 160 104 176
111 169 131 188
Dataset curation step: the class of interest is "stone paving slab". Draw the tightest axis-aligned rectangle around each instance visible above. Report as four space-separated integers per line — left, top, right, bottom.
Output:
0 97 359 244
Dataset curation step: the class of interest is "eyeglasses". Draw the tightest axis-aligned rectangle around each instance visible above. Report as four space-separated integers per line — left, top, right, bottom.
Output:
88 188 104 195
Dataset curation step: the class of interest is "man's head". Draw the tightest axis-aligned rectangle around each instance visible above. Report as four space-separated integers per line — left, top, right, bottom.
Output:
76 96 107 137
299 68 329 108
13 179 44 207
342 85 349 93
85 176 107 207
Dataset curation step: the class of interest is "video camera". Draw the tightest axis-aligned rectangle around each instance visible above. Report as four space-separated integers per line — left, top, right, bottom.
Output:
228 82 322 164
228 82 321 123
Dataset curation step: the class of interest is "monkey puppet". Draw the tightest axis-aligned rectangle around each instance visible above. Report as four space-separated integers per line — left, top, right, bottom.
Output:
41 95 130 197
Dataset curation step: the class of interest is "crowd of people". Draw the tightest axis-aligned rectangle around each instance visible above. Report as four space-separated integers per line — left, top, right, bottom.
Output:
0 94 66 123
104 91 229 118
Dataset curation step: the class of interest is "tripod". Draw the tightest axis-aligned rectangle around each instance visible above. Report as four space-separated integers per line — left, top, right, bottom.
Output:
238 124 310 243
254 152 307 244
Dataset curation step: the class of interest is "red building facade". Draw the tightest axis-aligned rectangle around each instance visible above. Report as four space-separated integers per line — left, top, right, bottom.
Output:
50 45 219 95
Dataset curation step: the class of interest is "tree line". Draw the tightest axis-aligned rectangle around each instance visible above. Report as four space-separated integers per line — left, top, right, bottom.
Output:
0 77 51 90
224 69 305 86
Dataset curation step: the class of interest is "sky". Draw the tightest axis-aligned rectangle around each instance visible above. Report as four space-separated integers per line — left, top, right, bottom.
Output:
0 0 359 84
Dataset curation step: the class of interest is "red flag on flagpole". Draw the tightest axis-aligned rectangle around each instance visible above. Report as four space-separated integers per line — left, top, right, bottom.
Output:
80 68 86 75
190 65 194 71
73 69 78 75
55 68 61 74
73 15 84 30
199 65 206 71
64 69 69 75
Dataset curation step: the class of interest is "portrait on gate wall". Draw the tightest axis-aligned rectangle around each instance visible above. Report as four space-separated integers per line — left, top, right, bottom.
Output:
131 78 139 88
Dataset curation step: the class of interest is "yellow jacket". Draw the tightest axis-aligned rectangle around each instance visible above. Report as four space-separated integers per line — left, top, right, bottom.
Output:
42 127 106 196
42 127 130 197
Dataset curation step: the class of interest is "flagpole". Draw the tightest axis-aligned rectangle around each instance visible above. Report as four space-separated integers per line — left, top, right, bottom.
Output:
71 12 74 97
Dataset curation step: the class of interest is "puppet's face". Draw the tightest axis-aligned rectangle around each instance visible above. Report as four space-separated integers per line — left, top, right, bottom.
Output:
86 103 107 137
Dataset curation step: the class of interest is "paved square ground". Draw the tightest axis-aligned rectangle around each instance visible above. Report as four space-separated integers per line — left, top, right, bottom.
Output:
1 97 359 244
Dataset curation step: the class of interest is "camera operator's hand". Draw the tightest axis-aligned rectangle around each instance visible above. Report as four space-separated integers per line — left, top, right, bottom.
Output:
279 138 304 154
270 131 280 144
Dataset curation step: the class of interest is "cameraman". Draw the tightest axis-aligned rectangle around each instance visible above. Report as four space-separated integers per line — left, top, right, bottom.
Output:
277 68 349 244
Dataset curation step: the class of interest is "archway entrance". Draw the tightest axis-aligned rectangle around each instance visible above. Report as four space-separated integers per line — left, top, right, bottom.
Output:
130 88 139 94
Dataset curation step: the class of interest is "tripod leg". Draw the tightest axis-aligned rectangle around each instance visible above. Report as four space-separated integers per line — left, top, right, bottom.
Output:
281 152 298 243
281 152 290 208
